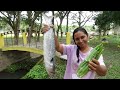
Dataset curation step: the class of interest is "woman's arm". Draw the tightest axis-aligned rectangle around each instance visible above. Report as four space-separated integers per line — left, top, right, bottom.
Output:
54 35 64 54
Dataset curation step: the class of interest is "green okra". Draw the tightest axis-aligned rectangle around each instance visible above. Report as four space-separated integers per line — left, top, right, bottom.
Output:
77 43 104 78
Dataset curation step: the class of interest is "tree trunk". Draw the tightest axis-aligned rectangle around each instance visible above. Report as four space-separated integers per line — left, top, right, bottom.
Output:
37 14 42 42
103 30 106 36
66 13 69 32
13 11 21 45
66 13 69 37
98 29 101 40
28 27 31 44
13 28 19 45
78 11 81 27
60 19 63 38
28 24 34 44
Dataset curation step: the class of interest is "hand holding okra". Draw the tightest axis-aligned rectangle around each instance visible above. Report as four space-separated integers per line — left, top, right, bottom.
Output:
88 58 100 71
77 43 104 78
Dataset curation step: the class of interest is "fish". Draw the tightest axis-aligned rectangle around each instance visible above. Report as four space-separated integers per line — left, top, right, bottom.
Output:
43 13 56 78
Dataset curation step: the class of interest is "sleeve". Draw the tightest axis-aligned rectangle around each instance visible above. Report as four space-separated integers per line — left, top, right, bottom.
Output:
62 44 73 55
98 54 106 66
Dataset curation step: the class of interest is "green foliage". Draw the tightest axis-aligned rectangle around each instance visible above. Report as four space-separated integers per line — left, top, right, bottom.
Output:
107 35 120 44
53 57 66 79
21 63 49 79
4 64 19 73
21 56 66 79
84 25 95 32
21 64 48 79
94 11 111 30
94 11 120 31
4 60 36 73
0 19 7 29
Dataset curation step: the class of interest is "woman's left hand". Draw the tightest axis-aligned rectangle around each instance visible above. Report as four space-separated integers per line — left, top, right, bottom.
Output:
88 58 107 76
88 58 100 71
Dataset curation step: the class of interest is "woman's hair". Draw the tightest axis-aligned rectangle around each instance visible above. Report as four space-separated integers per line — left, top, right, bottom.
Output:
72 27 88 63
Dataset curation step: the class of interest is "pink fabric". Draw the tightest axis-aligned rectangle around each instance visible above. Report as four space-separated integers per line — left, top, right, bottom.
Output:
62 44 105 79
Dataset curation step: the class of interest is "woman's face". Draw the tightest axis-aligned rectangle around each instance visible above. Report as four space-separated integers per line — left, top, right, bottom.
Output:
74 31 89 48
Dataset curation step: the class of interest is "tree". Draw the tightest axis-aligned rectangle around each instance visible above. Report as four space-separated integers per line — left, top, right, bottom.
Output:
66 11 70 33
0 11 21 45
70 11 94 27
37 13 43 42
26 11 43 43
0 18 8 30
55 11 70 38
94 11 120 37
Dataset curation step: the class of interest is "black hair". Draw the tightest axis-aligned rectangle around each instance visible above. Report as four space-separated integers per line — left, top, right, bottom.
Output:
72 27 88 63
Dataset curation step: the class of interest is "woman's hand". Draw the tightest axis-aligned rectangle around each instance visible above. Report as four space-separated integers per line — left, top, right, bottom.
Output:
88 58 107 76
41 24 54 34
88 58 100 71
41 24 49 34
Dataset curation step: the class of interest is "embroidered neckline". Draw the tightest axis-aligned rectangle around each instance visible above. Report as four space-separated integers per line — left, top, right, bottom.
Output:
79 47 92 55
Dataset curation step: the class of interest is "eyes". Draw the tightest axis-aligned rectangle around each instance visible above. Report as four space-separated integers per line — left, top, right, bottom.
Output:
75 36 85 41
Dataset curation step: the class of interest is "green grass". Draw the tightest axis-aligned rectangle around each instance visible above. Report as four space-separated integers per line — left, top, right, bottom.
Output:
21 56 66 79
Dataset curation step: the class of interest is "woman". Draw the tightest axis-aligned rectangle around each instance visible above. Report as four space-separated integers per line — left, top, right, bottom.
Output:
42 25 107 79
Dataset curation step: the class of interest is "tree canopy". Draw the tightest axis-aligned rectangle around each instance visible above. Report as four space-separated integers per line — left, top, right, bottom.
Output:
94 11 120 30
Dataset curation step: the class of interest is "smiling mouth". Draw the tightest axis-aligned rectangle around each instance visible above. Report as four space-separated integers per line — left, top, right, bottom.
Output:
80 43 84 46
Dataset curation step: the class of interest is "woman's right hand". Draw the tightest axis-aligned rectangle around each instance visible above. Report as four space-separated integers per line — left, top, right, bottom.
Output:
41 24 54 34
41 24 49 34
